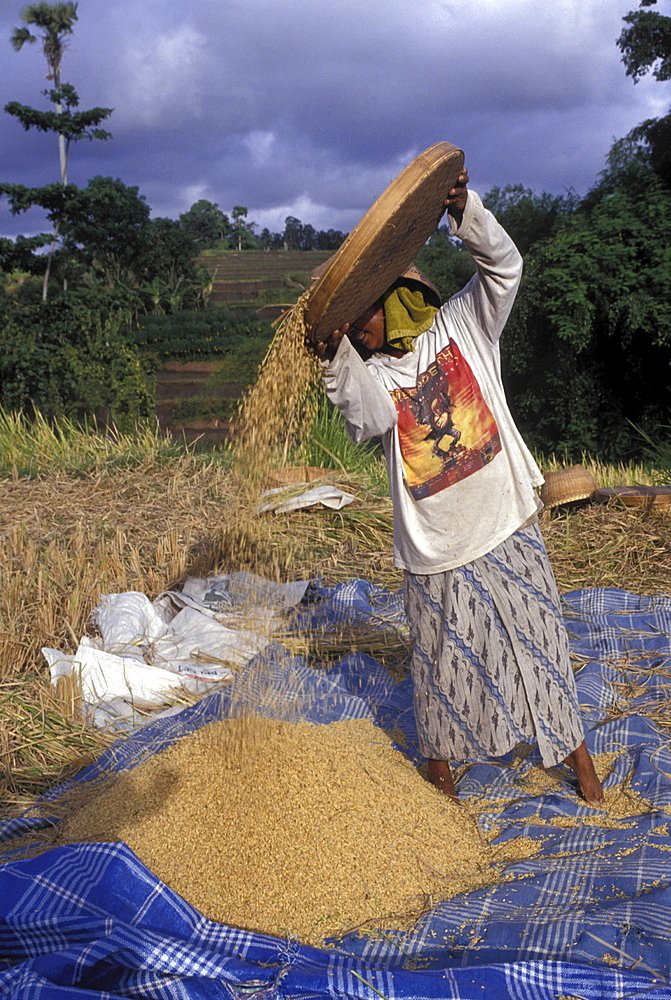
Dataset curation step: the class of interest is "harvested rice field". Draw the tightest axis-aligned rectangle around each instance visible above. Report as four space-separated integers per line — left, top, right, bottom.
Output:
1 393 671 889
1 439 671 817
56 716 513 946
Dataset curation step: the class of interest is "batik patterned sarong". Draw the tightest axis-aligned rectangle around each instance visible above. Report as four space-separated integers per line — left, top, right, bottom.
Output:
403 523 584 767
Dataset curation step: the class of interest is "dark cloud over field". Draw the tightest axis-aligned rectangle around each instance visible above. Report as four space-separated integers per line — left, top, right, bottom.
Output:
0 0 664 238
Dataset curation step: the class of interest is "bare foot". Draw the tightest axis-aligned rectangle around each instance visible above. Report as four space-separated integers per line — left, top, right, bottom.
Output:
564 741 604 808
427 758 459 803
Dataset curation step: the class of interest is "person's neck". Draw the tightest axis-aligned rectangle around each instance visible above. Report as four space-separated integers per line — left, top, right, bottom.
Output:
379 343 406 358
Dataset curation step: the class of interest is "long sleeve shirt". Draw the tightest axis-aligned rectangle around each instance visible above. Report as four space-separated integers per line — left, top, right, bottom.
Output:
320 190 543 574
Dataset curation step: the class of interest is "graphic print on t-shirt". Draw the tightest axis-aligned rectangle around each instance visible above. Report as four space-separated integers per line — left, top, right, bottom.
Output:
391 340 501 500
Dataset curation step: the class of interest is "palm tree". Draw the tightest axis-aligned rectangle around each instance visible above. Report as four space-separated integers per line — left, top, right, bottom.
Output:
11 3 79 299
11 2 79 185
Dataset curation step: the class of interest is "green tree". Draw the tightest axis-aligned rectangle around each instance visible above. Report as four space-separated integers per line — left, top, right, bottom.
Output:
0 234 52 276
229 205 257 250
258 226 283 250
11 2 81 185
3 84 113 297
5 83 112 175
282 215 304 250
500 142 671 459
140 218 200 285
618 0 671 82
8 5 113 298
483 185 579 255
315 228 347 251
2 177 203 310
53 175 151 285
1 176 79 293
301 223 317 250
179 199 230 249
618 0 671 186
132 217 203 313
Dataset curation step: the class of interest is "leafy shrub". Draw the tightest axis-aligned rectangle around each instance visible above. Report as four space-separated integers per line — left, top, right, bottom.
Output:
0 293 155 430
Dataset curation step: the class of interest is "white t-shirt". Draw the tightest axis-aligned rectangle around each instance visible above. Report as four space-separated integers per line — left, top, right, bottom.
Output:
321 190 543 575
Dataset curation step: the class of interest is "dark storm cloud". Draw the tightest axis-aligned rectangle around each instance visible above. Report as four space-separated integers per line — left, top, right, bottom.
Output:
0 0 663 238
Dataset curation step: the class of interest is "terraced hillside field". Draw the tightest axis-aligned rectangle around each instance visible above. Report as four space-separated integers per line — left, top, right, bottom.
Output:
160 251 333 441
199 249 332 314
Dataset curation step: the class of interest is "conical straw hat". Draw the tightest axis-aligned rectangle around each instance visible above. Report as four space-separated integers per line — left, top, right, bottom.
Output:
305 142 464 342
540 466 597 509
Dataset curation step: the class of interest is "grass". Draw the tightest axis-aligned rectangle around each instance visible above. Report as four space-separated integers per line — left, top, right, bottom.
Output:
0 408 184 479
539 452 659 488
634 423 671 486
295 400 389 494
0 409 670 817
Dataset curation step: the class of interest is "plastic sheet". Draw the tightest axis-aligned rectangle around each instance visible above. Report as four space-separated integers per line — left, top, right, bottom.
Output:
42 572 311 729
3 583 671 999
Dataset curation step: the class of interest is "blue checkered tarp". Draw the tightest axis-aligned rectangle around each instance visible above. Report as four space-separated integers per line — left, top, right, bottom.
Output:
1 582 671 1000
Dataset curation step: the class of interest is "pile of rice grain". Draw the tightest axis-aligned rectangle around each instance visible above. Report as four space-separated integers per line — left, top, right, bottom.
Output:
58 716 495 945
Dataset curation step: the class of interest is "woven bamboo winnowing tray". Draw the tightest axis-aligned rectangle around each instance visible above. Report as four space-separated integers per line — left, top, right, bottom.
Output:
594 486 671 509
305 142 464 342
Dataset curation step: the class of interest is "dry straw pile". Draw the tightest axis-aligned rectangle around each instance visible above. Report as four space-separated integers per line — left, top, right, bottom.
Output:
0 455 242 813
541 499 671 595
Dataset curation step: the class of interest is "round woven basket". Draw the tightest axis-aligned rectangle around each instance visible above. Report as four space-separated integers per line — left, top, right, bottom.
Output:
540 466 597 509
263 465 332 489
305 142 464 342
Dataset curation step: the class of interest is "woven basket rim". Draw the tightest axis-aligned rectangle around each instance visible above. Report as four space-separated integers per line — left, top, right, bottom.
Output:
263 465 333 488
304 142 464 342
594 485 671 508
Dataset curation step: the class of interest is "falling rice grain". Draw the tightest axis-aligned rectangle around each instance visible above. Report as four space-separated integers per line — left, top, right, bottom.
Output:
231 292 320 488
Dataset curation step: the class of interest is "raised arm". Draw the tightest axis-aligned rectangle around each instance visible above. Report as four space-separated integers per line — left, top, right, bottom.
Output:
447 189 523 345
